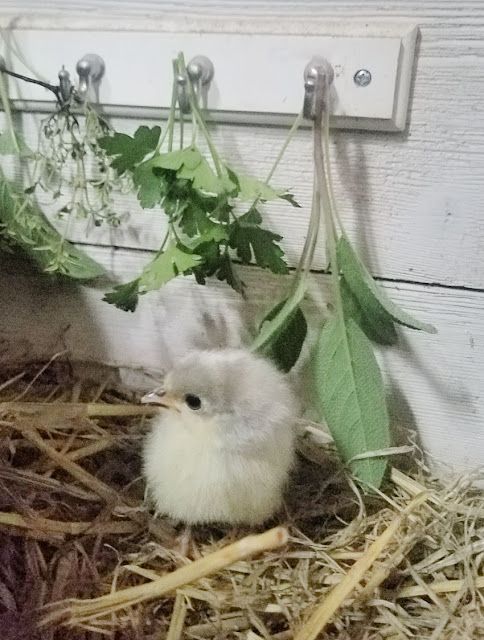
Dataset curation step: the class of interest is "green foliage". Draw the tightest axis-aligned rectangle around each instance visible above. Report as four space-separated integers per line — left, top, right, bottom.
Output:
98 126 161 174
313 315 390 488
340 277 397 345
0 131 32 157
229 207 288 274
337 236 436 334
0 172 103 280
100 124 294 308
259 299 307 372
103 242 201 311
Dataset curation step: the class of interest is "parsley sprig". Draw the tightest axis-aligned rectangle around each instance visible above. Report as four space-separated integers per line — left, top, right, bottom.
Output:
100 53 299 311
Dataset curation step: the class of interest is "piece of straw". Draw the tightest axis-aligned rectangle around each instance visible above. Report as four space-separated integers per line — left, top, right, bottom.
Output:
41 526 288 627
13 420 122 503
166 592 187 640
397 576 484 599
1 402 162 417
293 493 427 640
0 511 139 537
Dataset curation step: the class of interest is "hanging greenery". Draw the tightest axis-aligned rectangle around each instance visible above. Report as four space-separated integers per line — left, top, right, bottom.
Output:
0 51 437 489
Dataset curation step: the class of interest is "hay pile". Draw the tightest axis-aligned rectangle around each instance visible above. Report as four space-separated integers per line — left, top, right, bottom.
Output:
0 360 483 639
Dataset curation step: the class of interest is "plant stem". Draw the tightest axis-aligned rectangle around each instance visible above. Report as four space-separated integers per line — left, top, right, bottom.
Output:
177 52 223 177
314 80 344 320
264 111 303 185
156 60 179 153
250 111 318 353
0 71 20 154
322 114 346 238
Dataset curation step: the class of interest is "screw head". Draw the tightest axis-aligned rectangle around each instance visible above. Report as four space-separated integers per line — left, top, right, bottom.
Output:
353 69 372 87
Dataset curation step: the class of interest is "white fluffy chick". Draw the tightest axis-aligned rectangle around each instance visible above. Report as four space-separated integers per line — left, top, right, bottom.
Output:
142 348 298 526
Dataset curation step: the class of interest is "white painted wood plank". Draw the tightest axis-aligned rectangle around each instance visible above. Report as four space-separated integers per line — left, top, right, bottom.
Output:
0 245 483 475
0 29 415 131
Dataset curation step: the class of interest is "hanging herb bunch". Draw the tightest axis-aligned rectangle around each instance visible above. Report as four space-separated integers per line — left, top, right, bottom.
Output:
0 61 105 279
254 65 437 489
28 96 130 229
99 53 299 312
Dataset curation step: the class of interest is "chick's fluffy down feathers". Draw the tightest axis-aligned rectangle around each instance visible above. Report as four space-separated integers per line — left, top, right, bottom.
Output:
143 349 298 525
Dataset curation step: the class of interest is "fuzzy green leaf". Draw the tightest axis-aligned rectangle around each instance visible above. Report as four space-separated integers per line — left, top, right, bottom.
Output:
313 314 391 488
229 208 288 274
0 131 33 157
98 125 161 174
138 243 202 292
340 277 397 345
337 236 436 334
260 300 307 372
0 173 103 280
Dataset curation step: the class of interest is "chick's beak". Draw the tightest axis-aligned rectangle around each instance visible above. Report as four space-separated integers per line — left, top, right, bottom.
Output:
140 389 181 412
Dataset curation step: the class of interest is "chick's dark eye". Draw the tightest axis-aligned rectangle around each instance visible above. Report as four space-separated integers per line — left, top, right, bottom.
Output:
184 394 201 410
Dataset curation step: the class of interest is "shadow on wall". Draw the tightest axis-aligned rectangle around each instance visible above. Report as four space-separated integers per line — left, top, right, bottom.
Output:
0 251 249 379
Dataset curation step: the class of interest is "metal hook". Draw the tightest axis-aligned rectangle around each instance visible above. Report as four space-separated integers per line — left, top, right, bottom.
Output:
303 56 334 121
58 67 73 105
187 55 214 87
176 73 191 114
75 53 105 104
177 55 214 114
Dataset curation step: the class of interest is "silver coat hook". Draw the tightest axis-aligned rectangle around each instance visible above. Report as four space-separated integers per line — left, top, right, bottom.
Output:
187 55 214 86
58 66 73 105
75 53 105 104
177 55 214 114
303 56 334 121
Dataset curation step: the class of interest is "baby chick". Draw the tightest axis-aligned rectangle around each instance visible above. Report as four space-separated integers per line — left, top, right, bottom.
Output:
142 348 298 526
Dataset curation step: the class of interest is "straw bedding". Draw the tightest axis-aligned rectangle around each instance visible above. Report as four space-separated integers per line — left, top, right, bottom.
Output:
0 359 483 639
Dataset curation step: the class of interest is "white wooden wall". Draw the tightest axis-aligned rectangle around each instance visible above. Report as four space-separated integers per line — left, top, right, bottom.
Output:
0 1 483 474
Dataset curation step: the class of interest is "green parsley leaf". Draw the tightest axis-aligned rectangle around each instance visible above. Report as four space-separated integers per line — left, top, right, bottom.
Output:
278 192 301 208
103 279 141 312
152 148 235 195
98 125 161 174
229 207 288 274
193 246 245 295
138 243 202 292
214 251 245 293
153 147 203 171
133 158 165 208
232 172 280 202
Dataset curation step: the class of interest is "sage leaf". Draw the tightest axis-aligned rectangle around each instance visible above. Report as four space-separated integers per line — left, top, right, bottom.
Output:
337 236 436 334
340 277 397 345
312 314 391 488
259 300 307 372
